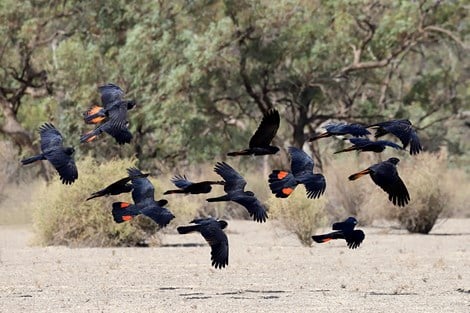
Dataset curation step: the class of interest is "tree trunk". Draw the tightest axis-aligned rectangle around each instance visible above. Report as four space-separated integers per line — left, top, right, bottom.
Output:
0 98 34 151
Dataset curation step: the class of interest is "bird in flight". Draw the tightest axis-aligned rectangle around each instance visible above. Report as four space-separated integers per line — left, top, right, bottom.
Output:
163 175 224 195
112 167 174 227
367 119 422 155
81 83 136 145
86 170 150 201
177 217 229 269
206 162 268 223
21 123 78 185
333 138 403 154
309 122 370 141
268 147 326 199
227 109 280 156
348 157 410 207
312 217 365 249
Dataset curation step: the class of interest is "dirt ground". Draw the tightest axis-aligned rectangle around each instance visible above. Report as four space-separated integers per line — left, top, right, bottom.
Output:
0 219 469 313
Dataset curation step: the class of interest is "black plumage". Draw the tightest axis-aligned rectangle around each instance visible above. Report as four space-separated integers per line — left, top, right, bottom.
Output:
268 147 326 199
312 217 365 249
163 175 224 195
86 171 149 201
227 109 280 156
21 123 78 185
367 119 422 155
334 138 403 154
81 83 135 145
112 168 174 227
206 162 268 223
348 157 410 207
309 123 370 141
177 218 229 269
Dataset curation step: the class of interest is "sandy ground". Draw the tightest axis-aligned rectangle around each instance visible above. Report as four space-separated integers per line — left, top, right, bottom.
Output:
0 219 469 313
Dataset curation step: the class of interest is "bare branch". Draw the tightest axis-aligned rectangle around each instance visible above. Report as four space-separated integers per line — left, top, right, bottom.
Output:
424 25 469 50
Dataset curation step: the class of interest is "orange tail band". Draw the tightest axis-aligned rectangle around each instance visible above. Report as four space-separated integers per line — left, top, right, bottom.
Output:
348 169 371 181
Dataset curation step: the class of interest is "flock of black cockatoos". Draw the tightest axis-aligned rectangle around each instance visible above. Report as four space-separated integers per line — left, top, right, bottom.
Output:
21 83 423 269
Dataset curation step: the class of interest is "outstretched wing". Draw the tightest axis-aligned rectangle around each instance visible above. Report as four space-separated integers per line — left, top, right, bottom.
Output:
300 173 326 199
98 83 124 108
214 162 247 193
348 137 373 147
370 163 410 207
102 103 132 145
249 109 280 148
409 129 423 155
141 204 175 228
325 123 370 136
199 219 229 269
127 167 155 203
377 140 403 150
46 149 78 185
288 147 314 177
39 123 64 152
170 175 193 189
345 230 365 249
232 194 268 223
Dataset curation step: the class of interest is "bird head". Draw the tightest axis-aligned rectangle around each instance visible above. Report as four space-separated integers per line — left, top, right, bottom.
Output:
218 220 228 229
64 147 75 155
346 217 358 225
387 157 400 165
126 99 136 110
245 191 255 197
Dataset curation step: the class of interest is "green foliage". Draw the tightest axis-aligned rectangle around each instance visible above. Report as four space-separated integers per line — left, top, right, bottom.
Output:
267 189 328 246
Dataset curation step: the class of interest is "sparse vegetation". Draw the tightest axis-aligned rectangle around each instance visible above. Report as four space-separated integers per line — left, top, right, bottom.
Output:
32 157 173 247
392 152 454 234
267 188 328 246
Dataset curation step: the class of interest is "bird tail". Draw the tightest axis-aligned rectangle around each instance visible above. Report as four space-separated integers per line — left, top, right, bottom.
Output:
308 132 331 141
111 202 137 223
21 154 46 165
80 129 100 143
333 146 357 154
348 169 371 181
163 189 186 195
86 190 106 201
206 195 230 202
268 170 296 198
227 149 250 156
176 224 201 234
83 105 106 124
312 231 343 243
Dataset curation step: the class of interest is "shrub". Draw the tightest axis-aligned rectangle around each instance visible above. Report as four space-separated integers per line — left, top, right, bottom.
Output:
267 188 328 246
323 153 388 224
391 151 452 234
31 156 195 247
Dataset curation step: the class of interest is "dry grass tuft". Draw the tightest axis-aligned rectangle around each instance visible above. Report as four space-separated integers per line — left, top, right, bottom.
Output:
267 188 328 246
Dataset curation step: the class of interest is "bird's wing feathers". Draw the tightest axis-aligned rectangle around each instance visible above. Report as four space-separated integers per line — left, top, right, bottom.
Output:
288 147 314 176
214 162 246 192
127 167 155 203
39 123 64 152
249 109 280 148
171 175 193 189
98 83 124 108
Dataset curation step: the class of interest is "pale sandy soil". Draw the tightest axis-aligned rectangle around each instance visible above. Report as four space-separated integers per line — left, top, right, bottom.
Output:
0 219 469 313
